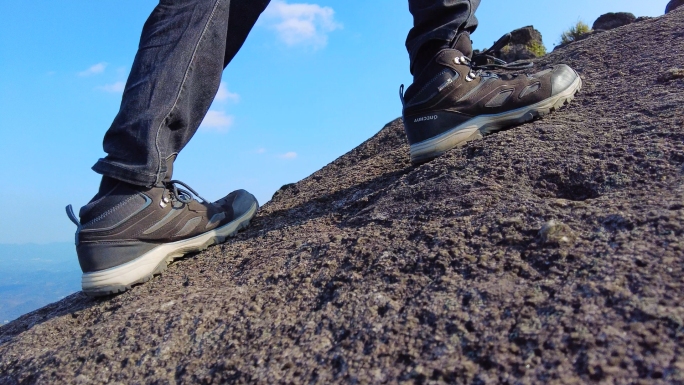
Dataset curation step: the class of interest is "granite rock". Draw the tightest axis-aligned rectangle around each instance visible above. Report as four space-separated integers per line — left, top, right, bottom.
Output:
592 12 636 31
666 0 684 13
1 8 684 385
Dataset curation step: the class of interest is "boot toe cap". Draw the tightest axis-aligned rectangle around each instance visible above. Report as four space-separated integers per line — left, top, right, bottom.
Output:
550 64 580 96
216 190 259 218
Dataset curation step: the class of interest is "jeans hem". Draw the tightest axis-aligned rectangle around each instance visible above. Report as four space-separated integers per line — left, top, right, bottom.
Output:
407 29 460 69
92 159 160 187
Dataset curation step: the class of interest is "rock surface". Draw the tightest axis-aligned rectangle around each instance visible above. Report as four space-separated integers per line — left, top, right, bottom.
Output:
490 26 546 63
666 0 684 13
592 12 636 31
2 10 684 385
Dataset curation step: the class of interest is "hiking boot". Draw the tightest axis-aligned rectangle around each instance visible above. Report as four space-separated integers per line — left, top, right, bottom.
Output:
401 32 582 164
66 175 258 297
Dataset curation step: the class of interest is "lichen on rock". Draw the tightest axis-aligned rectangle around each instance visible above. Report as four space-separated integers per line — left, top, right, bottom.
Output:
538 220 576 246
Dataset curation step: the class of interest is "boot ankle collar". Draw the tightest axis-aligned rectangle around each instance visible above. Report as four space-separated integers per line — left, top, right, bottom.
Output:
449 32 473 59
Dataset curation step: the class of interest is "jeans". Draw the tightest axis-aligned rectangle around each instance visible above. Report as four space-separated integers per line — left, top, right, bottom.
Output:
93 0 479 186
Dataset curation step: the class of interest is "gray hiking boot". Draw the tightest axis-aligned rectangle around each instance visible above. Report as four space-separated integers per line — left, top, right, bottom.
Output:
66 176 258 297
401 32 582 164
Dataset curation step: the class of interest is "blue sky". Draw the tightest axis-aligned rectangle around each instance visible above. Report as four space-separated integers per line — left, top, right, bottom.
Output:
0 0 668 244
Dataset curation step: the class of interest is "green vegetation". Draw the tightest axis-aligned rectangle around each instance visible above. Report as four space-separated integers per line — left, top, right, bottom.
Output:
560 20 592 45
528 41 547 57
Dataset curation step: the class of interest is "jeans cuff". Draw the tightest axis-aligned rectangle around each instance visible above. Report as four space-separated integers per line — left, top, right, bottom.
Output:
407 29 460 69
92 159 159 187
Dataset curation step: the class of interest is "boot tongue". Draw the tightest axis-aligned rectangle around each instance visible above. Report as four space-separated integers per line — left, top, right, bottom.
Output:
450 32 473 59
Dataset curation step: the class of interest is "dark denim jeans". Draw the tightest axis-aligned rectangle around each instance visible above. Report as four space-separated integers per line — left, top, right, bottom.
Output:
93 0 479 186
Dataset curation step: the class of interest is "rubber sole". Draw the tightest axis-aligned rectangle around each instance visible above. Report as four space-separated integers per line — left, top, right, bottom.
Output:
410 76 583 164
81 202 259 297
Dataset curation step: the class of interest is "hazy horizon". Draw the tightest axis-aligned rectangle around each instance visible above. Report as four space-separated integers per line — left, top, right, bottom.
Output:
0 243 81 324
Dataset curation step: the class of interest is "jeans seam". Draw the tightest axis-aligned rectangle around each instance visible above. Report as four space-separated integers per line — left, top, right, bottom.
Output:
153 0 224 185
465 0 474 35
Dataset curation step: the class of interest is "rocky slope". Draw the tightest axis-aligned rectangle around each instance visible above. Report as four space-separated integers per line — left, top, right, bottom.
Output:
2 8 684 385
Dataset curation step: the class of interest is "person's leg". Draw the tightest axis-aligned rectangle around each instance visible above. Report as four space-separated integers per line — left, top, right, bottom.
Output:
68 0 270 296
406 0 480 75
402 0 582 164
92 0 270 187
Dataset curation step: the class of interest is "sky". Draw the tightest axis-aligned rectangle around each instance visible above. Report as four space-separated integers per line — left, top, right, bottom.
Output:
0 0 669 245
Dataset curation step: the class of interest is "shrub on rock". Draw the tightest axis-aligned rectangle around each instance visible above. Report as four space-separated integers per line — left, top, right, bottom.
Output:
490 26 547 63
560 20 592 45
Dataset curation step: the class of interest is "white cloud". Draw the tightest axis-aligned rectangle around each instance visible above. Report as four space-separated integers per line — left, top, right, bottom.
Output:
98 81 126 93
263 1 342 48
256 148 267 154
279 152 298 159
79 62 107 77
216 82 240 103
200 110 235 133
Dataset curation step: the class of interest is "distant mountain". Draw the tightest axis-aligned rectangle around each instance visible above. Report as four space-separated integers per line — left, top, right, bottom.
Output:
0 243 81 323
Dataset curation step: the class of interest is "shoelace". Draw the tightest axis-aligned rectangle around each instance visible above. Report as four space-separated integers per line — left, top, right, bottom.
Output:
453 55 532 83
66 180 208 230
399 33 536 105
462 32 534 80
164 180 208 204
